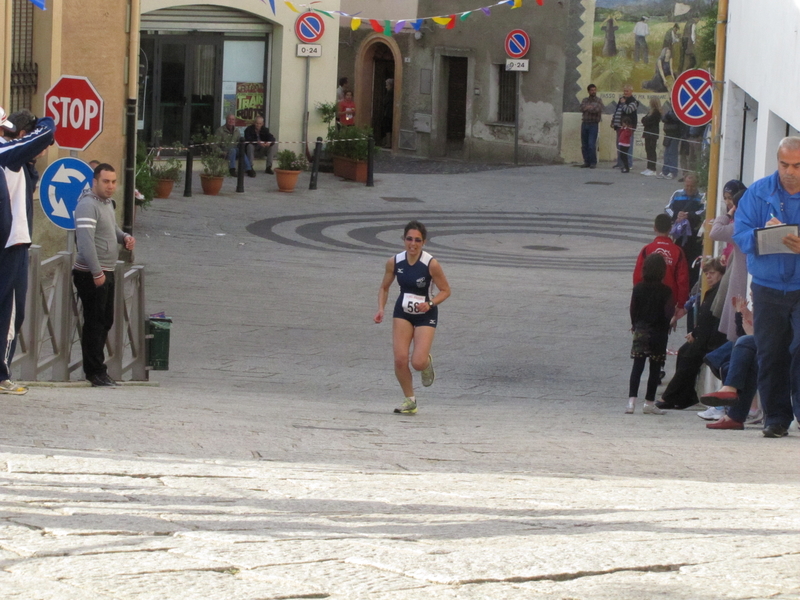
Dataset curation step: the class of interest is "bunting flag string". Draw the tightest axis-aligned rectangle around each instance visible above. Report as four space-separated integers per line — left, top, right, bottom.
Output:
259 0 276 16
281 0 544 36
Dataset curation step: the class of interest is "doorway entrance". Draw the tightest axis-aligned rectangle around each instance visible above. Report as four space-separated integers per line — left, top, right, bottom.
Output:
140 34 223 147
445 57 468 154
371 43 395 147
354 34 402 151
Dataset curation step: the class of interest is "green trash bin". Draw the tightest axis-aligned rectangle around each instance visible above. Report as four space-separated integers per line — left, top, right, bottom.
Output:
146 317 172 370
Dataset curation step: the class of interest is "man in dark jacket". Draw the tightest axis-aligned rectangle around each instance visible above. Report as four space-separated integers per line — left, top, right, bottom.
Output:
665 173 706 287
244 116 278 175
0 109 55 395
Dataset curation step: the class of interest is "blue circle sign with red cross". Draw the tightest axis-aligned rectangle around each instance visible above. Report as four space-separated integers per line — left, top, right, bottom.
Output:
505 29 530 59
671 69 713 127
295 13 325 43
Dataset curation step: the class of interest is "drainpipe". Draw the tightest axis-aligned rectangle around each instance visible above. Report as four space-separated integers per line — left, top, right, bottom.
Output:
124 0 141 236
2 0 11 107
702 0 729 293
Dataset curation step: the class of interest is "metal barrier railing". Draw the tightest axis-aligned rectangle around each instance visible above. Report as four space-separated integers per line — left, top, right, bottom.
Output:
11 246 149 382
157 135 377 197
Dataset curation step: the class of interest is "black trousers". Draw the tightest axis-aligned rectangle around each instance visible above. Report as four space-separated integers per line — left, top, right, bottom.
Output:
629 356 664 401
73 270 114 378
644 134 658 171
661 342 705 408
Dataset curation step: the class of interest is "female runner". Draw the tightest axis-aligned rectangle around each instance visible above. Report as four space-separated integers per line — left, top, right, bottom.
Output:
374 220 451 414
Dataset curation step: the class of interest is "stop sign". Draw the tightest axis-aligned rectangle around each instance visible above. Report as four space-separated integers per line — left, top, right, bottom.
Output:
44 76 104 151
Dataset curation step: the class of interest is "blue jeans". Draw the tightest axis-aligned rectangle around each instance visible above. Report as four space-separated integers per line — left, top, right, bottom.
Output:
752 283 800 429
580 122 598 166
721 336 759 423
662 139 679 176
227 147 252 171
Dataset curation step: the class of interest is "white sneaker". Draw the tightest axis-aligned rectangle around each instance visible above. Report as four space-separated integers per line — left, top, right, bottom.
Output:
394 397 417 414
665 173 674 180
642 402 665 415
656 173 666 179
745 408 763 425
0 379 27 395
640 169 653 176
625 397 636 414
698 406 725 420
421 354 435 387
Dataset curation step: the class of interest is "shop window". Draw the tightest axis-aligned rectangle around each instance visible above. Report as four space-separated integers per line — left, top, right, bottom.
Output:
497 65 516 123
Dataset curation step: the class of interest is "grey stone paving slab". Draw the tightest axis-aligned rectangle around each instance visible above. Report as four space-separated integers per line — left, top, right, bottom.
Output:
3 164 799 598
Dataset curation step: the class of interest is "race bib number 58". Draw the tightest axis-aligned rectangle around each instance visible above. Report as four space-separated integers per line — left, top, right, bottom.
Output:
402 293 427 314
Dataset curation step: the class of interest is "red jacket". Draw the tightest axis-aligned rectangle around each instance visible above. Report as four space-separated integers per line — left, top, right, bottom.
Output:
633 235 690 307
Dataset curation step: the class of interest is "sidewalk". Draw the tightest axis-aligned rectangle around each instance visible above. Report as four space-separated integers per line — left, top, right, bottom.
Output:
2 163 798 599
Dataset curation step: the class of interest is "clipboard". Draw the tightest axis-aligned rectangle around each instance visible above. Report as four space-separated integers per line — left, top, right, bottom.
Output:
755 224 799 256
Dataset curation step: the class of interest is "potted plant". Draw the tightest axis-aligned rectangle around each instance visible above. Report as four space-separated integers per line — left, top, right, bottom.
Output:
193 129 230 195
328 125 372 183
134 140 156 211
150 153 183 198
315 101 337 173
274 149 309 193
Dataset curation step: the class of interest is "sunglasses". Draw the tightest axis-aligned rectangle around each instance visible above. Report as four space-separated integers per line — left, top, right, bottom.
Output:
404 236 423 243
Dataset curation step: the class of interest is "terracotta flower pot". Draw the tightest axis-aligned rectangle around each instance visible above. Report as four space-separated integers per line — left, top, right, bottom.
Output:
200 174 224 196
274 168 301 192
154 179 175 199
332 156 367 183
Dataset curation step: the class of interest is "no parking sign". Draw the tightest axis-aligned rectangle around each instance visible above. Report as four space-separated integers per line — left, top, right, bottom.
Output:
505 29 530 59
671 69 713 127
295 13 325 43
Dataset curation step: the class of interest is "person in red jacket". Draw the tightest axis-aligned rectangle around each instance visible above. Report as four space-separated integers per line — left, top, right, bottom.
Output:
633 213 690 323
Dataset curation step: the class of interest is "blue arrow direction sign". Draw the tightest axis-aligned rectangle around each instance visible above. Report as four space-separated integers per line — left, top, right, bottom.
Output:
39 158 95 230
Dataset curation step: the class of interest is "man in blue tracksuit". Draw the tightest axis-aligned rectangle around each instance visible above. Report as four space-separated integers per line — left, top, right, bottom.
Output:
0 108 55 395
733 137 800 438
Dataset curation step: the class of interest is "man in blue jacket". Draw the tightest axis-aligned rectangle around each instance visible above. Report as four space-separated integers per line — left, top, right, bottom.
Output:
733 137 800 437
0 108 55 395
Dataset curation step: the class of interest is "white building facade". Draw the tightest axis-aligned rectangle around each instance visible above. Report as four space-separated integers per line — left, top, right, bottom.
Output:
719 0 800 194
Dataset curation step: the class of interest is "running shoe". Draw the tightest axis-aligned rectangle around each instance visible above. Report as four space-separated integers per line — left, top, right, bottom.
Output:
642 402 665 415
0 380 28 395
421 354 435 387
697 406 726 421
394 397 417 414
745 408 763 425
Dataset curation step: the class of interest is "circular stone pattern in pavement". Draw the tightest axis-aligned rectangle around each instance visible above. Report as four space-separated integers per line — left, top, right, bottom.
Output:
247 211 652 271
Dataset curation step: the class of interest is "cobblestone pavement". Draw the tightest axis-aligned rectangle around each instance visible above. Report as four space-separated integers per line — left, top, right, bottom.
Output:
374 150 534 174
2 163 799 599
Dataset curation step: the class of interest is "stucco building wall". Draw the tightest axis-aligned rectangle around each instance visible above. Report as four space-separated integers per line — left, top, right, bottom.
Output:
338 0 567 163
719 0 800 190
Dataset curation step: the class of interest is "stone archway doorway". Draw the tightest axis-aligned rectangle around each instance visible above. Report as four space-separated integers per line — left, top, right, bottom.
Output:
355 34 403 152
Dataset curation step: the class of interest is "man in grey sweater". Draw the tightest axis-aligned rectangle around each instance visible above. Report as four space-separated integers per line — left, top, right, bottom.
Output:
73 164 135 386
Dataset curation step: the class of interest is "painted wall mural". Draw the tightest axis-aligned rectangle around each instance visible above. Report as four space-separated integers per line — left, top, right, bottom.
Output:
590 0 714 95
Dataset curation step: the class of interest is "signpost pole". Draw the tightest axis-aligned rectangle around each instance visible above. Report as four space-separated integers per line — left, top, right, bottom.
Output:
514 71 520 166
504 29 529 166
303 56 310 159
